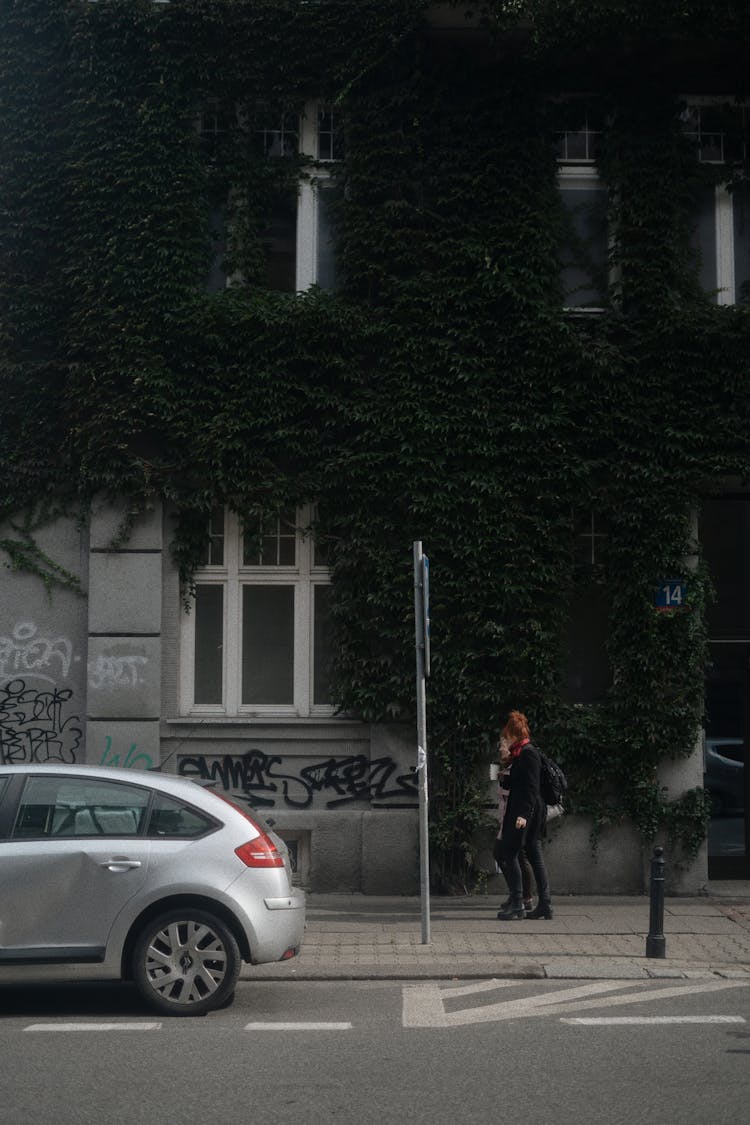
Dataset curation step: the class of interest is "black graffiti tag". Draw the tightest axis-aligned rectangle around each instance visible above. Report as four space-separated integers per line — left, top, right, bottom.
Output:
178 750 418 809
0 678 82 764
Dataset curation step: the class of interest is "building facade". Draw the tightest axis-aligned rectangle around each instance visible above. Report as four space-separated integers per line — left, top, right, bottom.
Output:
3 2 750 894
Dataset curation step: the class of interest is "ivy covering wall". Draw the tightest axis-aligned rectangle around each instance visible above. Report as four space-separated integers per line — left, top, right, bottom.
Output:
3 0 750 882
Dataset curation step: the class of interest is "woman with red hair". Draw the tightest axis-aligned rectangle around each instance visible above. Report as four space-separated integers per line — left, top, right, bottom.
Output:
493 710 552 920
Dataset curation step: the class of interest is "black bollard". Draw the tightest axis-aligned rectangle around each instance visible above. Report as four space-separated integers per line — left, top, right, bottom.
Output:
645 845 666 958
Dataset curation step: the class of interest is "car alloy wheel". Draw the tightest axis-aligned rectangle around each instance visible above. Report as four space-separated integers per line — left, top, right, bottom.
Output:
133 909 241 1016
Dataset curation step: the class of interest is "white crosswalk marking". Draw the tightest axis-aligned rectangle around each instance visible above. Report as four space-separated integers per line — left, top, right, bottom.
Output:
402 978 750 1028
244 1022 352 1031
562 1016 745 1025
24 1023 161 1033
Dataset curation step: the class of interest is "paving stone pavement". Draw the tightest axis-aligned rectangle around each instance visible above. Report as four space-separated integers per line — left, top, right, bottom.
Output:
245 887 750 982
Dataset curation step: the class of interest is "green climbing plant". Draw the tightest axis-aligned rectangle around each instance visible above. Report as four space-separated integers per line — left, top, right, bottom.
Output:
3 0 750 884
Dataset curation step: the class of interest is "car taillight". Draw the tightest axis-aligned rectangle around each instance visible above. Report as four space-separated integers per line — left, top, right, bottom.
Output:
235 834 284 868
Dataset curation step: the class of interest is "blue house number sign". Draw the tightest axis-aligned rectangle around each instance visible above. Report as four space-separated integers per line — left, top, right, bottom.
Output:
655 579 688 610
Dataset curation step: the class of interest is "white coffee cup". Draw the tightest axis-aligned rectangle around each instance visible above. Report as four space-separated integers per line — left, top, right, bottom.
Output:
489 763 499 781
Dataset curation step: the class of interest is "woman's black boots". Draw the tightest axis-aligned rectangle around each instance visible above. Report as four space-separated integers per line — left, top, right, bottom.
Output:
496 898 526 920
526 901 553 920
500 896 533 911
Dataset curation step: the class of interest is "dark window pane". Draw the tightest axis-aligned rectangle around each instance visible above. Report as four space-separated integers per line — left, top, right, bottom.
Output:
313 533 330 568
734 181 750 303
264 192 297 292
242 585 294 704
573 512 608 568
553 100 603 163
194 585 224 704
691 185 717 295
318 107 343 161
13 777 148 838
254 115 298 159
248 511 297 566
560 186 608 307
147 793 215 838
701 499 750 636
317 181 342 292
563 585 610 703
705 645 746 858
313 584 333 705
565 131 589 160
201 507 225 566
205 204 228 293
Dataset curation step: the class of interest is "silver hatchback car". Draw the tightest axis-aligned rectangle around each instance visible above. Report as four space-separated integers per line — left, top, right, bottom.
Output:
0 765 305 1015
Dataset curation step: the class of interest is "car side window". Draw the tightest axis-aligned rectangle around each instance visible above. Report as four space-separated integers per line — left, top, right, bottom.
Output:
12 776 150 838
146 792 217 838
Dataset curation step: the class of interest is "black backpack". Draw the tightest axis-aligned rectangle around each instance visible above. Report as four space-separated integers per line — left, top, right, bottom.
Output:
538 748 567 807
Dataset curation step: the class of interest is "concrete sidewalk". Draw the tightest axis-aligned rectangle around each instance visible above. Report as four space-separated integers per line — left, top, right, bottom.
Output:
246 886 750 982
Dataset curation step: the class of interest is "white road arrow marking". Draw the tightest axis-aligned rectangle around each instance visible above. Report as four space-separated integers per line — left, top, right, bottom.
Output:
402 978 750 1028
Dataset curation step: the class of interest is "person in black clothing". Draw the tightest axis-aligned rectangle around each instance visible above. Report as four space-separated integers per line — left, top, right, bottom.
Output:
494 710 552 921
494 736 534 913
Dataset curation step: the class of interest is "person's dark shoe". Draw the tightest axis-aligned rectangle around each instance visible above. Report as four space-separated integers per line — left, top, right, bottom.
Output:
525 902 553 920
523 898 533 912
497 901 526 920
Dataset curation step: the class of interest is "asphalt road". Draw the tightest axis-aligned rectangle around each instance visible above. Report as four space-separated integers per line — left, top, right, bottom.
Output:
1 978 749 1125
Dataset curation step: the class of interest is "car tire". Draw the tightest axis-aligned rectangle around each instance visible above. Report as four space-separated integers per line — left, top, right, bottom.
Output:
132 909 242 1017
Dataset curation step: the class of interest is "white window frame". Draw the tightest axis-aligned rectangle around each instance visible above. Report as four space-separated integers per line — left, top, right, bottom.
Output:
297 99 341 292
180 505 333 718
200 99 340 295
554 100 604 165
683 96 749 305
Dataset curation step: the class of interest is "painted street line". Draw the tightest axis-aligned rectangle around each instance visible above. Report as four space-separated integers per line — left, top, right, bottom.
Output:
24 1023 162 1033
402 978 750 1028
243 1022 353 1031
561 1016 746 1025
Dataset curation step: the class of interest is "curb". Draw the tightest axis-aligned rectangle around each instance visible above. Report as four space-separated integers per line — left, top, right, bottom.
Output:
243 959 750 983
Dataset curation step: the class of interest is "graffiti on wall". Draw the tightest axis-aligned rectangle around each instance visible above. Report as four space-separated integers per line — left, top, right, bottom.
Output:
88 654 149 691
99 735 153 771
178 750 419 809
0 619 156 766
0 622 73 686
0 622 149 692
0 678 83 764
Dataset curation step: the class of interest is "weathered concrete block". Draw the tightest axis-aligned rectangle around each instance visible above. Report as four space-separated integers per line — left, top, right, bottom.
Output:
362 810 419 894
88 553 161 634
89 498 163 551
87 719 161 771
86 636 160 718
308 812 363 892
544 816 645 894
475 815 648 895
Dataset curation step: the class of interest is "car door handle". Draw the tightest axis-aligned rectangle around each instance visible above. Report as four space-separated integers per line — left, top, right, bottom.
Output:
99 858 142 871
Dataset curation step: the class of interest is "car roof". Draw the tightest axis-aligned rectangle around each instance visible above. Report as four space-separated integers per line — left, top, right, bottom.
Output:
0 763 215 802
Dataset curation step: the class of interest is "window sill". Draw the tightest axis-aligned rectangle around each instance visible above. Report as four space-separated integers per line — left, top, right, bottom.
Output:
165 713 357 726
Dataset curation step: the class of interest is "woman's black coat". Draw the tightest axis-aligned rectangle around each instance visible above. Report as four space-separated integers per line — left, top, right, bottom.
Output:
501 742 544 836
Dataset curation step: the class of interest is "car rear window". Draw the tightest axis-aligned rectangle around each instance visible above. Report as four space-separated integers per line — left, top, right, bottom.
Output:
146 792 217 838
13 776 150 838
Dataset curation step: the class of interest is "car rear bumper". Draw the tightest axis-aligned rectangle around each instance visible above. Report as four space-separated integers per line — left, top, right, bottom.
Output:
246 887 305 964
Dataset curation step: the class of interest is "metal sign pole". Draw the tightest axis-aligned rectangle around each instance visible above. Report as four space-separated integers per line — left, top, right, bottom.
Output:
413 541 431 944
